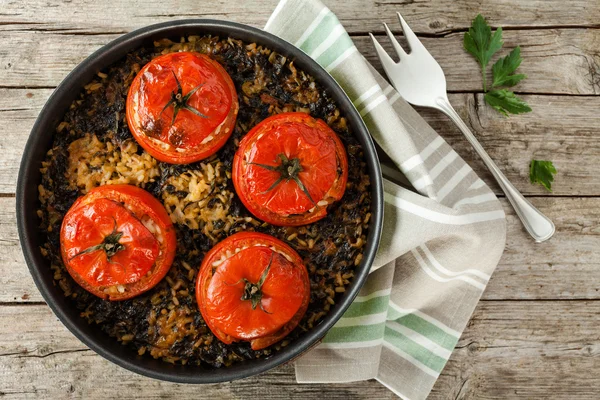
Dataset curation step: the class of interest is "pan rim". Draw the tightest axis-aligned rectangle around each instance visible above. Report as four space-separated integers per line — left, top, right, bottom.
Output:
16 19 384 384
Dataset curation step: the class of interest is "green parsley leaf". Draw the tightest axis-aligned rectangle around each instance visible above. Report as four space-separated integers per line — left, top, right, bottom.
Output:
484 89 532 116
529 160 557 192
492 46 527 88
462 14 532 117
463 14 503 67
463 14 503 91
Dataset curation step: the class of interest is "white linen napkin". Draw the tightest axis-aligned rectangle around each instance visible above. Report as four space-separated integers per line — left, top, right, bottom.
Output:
265 1 507 399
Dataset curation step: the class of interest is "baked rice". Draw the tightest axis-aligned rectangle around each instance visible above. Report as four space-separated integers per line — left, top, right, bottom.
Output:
38 35 371 367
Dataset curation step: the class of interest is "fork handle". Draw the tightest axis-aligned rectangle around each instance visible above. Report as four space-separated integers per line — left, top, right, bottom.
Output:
435 97 555 242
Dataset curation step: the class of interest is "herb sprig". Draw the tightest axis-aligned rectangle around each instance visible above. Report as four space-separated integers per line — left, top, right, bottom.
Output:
464 14 531 116
530 160 557 192
464 16 554 189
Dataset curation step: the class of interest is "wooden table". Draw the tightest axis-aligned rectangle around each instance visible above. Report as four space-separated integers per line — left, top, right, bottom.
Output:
1 0 599 398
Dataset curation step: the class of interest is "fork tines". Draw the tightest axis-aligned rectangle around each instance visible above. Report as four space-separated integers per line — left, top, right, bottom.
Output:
370 12 428 64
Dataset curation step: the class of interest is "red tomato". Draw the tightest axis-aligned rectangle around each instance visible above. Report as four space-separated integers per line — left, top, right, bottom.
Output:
60 185 176 301
126 52 238 164
232 112 348 226
196 232 310 350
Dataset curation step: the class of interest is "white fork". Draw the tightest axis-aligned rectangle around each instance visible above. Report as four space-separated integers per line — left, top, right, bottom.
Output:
370 13 554 242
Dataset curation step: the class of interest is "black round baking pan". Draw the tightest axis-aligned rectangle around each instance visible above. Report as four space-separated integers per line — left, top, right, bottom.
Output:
16 19 383 383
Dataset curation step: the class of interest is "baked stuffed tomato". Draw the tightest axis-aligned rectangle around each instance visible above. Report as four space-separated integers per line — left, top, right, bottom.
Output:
232 112 348 226
196 232 310 350
60 185 176 301
126 52 238 164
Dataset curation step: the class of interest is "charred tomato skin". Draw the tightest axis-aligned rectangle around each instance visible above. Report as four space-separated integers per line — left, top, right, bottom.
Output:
196 232 310 350
60 184 176 301
232 112 348 226
126 52 239 164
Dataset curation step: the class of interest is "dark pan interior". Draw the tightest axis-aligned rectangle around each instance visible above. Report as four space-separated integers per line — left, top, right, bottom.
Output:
16 20 383 383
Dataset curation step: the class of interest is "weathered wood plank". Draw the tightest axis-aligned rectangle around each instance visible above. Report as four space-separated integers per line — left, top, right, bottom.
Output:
0 0 599 36
2 29 598 95
430 300 600 399
488 197 600 300
0 88 50 194
2 300 599 399
1 88 598 195
360 30 600 95
0 305 390 399
0 196 34 303
1 0 598 397
423 93 600 197
2 196 599 303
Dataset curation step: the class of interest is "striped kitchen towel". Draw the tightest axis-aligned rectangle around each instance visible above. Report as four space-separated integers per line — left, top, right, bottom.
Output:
265 1 507 399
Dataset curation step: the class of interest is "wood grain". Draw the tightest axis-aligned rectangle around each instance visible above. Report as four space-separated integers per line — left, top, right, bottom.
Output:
1 88 598 195
0 0 599 35
2 29 599 94
421 93 600 197
360 30 600 95
2 300 600 399
0 305 391 399
0 88 49 194
2 0 599 397
430 300 600 399
3 196 599 303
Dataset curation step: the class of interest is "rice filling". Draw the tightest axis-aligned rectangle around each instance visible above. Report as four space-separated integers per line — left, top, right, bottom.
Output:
37 35 371 367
